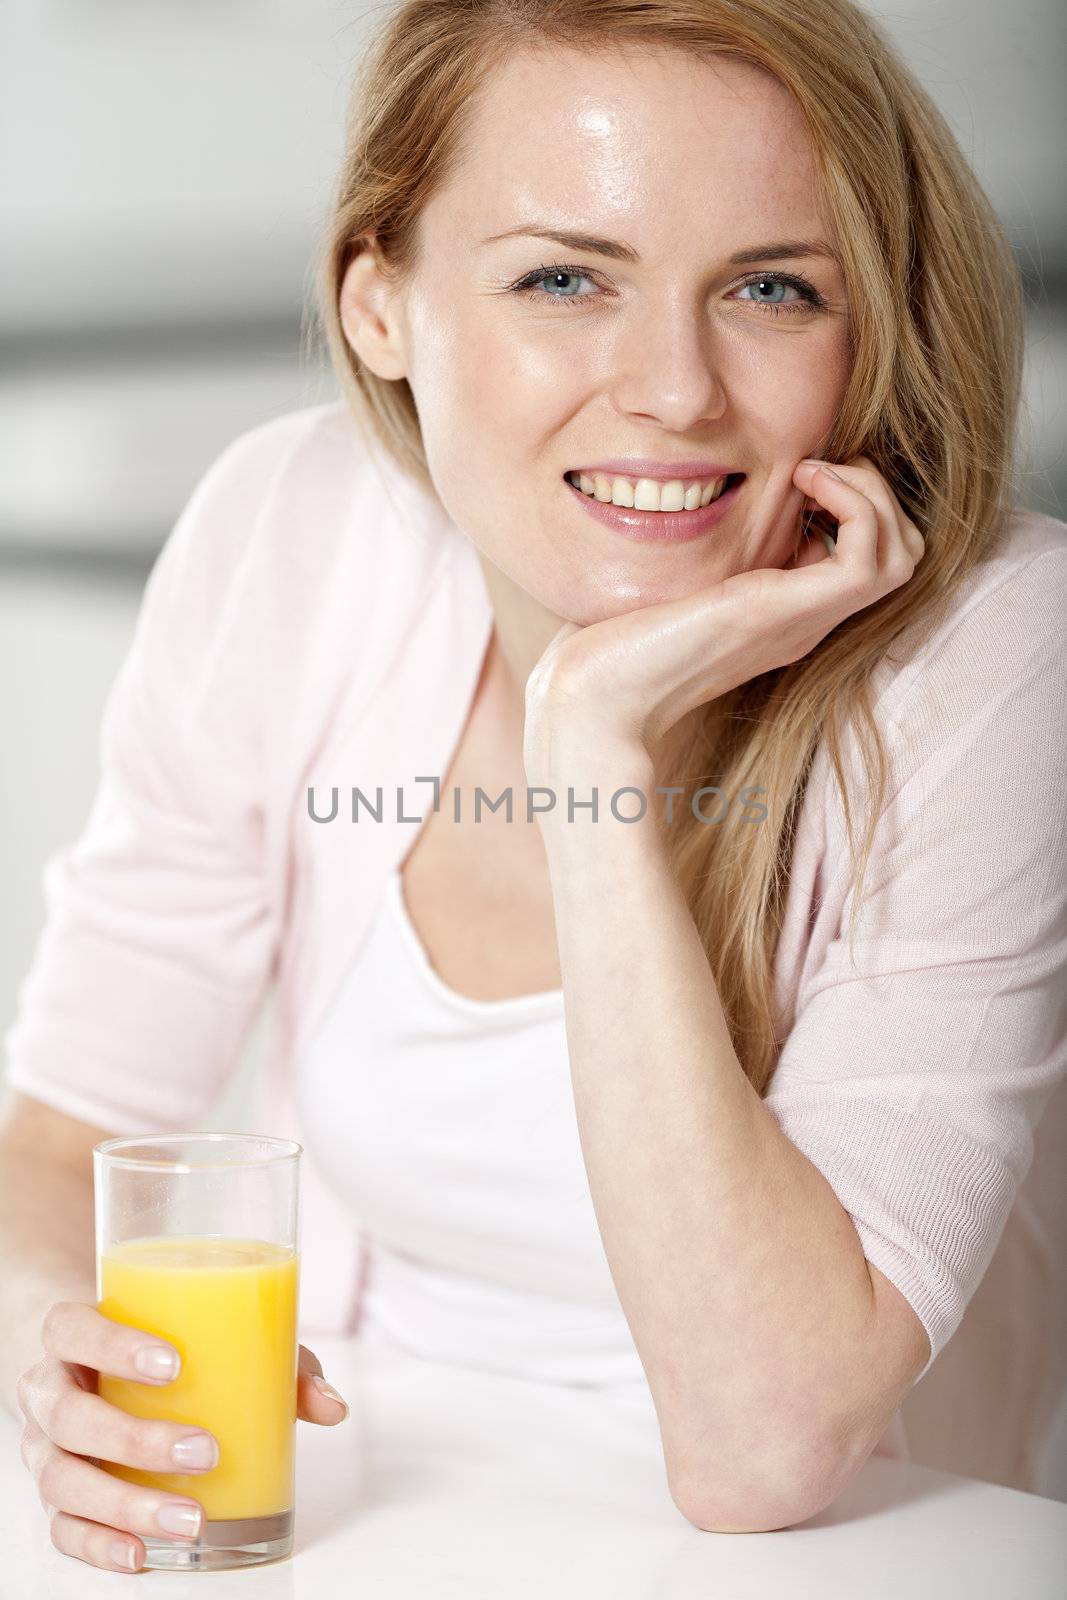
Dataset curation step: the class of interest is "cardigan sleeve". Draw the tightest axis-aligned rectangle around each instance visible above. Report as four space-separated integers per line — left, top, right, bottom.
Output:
1 418 299 1134
763 544 1067 1385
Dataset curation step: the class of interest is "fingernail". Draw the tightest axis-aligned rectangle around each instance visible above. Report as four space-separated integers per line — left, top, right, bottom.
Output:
156 1502 203 1537
110 1541 139 1570
312 1375 349 1413
134 1344 180 1381
171 1434 219 1470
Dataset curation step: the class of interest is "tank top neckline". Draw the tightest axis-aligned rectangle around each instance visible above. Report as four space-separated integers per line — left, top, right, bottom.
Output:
385 865 564 1018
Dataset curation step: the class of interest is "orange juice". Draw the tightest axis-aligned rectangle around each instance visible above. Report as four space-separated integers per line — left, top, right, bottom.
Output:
97 1235 299 1521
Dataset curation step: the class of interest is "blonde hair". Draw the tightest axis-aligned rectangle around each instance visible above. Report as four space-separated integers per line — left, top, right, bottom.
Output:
312 0 1024 1095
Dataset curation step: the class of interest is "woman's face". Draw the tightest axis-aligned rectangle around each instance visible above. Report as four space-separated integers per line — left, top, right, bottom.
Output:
345 46 852 621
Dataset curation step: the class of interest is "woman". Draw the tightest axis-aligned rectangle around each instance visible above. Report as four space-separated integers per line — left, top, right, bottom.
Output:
6 0 1066 1573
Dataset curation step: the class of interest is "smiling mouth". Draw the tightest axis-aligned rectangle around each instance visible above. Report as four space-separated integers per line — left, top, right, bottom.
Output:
563 470 745 512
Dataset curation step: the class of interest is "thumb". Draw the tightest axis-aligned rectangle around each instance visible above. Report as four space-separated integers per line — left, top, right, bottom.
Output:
550 620 583 647
525 618 585 704
296 1342 349 1425
539 619 584 671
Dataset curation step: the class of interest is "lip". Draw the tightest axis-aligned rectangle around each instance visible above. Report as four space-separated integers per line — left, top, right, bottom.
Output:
564 472 744 542
569 460 737 482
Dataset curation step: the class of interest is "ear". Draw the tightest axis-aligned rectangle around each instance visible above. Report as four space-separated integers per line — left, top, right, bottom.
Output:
338 236 409 380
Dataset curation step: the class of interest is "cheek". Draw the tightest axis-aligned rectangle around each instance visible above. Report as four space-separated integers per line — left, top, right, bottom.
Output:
724 326 851 437
426 338 563 485
459 329 583 441
419 322 581 495
418 300 568 404
781 334 852 436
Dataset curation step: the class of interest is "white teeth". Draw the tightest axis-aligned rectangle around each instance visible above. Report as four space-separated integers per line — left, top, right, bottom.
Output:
567 471 733 511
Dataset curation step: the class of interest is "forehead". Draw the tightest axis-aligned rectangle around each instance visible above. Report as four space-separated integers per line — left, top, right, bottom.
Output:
430 45 823 245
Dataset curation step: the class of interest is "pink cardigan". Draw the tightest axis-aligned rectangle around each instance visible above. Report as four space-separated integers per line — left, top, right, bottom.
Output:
5 403 1067 1476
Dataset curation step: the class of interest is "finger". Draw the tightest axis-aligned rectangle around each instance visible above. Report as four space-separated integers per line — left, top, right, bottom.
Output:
835 456 926 564
893 511 926 564
810 456 925 574
48 1506 146 1574
42 1300 184 1386
830 455 901 524
34 1436 205 1552
26 1368 219 1474
297 1343 349 1424
298 1342 324 1380
789 522 835 571
793 461 881 587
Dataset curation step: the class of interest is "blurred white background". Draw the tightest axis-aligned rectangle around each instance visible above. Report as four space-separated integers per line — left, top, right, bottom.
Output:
1 1 1065 1232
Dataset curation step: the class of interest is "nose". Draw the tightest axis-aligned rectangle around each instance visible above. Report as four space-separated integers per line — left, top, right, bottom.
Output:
605 299 728 433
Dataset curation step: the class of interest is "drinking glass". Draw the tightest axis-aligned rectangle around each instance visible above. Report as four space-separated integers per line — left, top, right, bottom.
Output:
92 1133 301 1570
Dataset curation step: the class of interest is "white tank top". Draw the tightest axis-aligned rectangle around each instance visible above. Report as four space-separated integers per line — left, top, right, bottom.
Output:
298 862 910 1454
297 864 660 1401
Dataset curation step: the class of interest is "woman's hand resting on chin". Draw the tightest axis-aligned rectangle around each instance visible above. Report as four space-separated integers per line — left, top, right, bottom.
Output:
523 454 925 790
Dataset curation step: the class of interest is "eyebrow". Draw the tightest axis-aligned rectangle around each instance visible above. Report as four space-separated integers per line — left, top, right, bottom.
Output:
478 224 838 267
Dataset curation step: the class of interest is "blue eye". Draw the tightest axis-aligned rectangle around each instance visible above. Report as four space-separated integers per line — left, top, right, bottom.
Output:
514 265 598 304
509 263 826 316
735 274 823 315
740 278 796 306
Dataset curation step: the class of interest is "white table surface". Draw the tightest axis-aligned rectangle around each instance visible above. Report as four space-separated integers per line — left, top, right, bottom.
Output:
3 1330 1065 1598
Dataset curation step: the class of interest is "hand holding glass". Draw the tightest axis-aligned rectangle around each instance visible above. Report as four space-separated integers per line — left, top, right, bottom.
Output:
93 1133 301 1571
